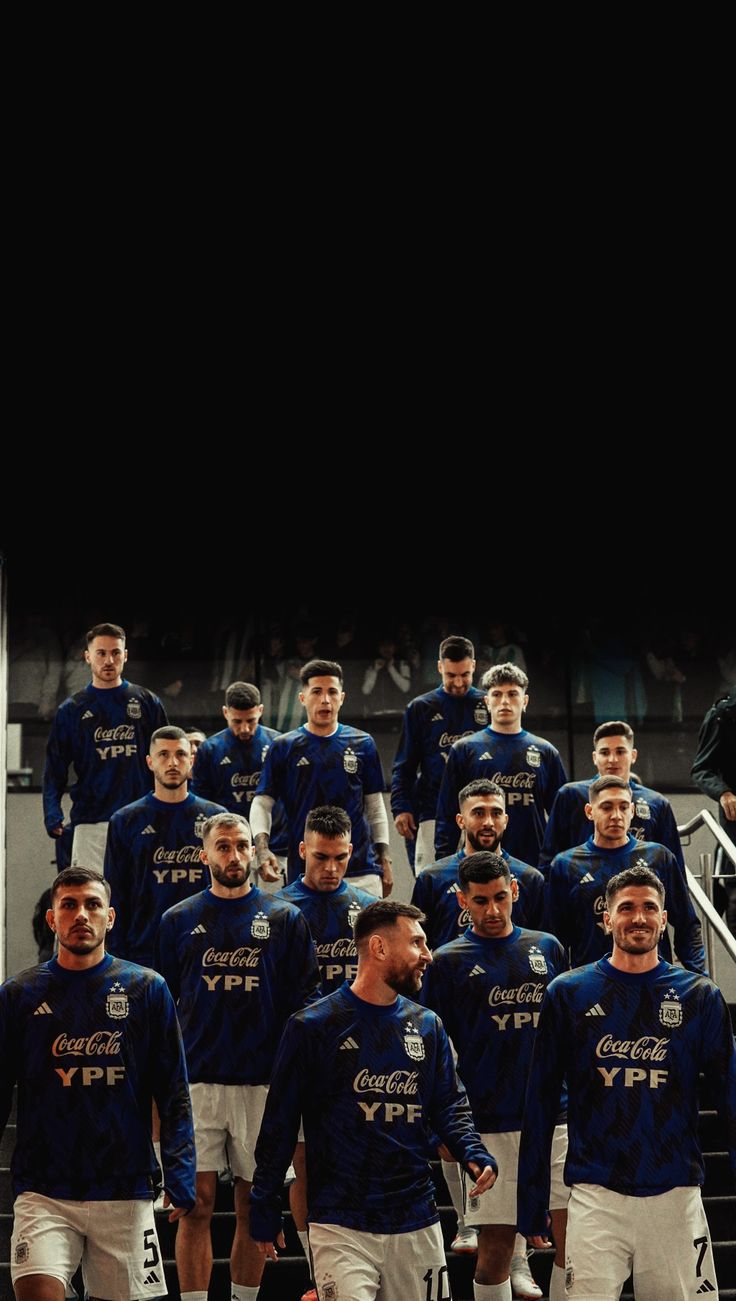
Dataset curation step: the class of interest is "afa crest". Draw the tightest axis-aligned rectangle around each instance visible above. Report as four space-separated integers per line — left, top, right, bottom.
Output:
659 988 682 1028
635 798 651 820
127 699 141 720
347 901 362 929
343 748 358 775
526 745 541 768
251 912 270 940
528 946 548 975
474 703 488 726
321 1282 339 1301
106 982 129 1020
194 815 206 840
404 1021 425 1062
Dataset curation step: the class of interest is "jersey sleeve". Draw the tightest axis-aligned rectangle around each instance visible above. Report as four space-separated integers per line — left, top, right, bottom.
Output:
284 911 323 1013
520 869 546 931
362 738 386 797
0 985 18 1137
651 800 685 871
699 985 736 1181
691 706 730 802
255 738 283 800
148 978 196 1211
541 749 568 815
103 814 131 960
42 707 72 833
428 1019 497 1177
663 854 706 974
538 787 575 874
155 911 181 1004
189 740 215 801
250 1015 311 1241
543 859 573 953
517 984 567 1235
435 746 464 859
391 706 421 817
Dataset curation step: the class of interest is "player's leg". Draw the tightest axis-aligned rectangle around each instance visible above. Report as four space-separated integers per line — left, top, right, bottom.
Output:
82 1198 165 1300
544 1123 569 1301
71 821 109 870
309 1221 382 1301
414 820 436 873
631 1186 718 1301
11 1193 83 1301
442 1157 477 1254
476 1224 517 1296
227 1084 272 1292
564 1183 631 1301
380 1222 450 1301
174 1171 217 1291
231 1178 268 1290
462 1132 522 1298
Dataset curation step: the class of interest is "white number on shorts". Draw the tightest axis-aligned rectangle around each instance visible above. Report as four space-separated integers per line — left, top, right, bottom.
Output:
143 1228 160 1268
423 1264 450 1300
693 1236 708 1278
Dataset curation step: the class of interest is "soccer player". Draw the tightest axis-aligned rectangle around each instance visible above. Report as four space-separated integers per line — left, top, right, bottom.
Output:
518 865 735 1300
391 634 488 873
250 901 497 1301
190 680 288 885
539 720 685 872
546 776 705 972
156 812 321 1301
104 726 226 967
43 622 168 870
435 663 567 866
412 780 545 952
184 727 207 764
251 658 392 896
0 867 195 1301
280 804 376 1296
422 852 568 1301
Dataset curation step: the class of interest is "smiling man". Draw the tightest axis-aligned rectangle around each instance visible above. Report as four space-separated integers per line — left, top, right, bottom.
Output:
250 901 497 1301
545 776 704 972
518 866 735 1301
0 867 195 1301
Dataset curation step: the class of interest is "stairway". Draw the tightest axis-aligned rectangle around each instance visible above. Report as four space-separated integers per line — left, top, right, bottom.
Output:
2 1103 734 1300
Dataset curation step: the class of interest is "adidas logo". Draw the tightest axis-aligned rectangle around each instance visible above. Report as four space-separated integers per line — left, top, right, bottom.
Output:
143 1271 160 1285
297 757 310 767
339 1036 359 1050
220 756 232 765
585 1004 605 1017
580 872 594 884
447 882 460 895
479 751 493 761
190 924 206 935
34 1002 52 1016
696 1282 716 1294
469 965 484 978
82 710 94 720
141 825 156 836
431 712 444 722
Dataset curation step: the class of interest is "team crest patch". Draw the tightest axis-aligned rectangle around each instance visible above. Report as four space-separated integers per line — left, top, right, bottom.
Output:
474 703 488 725
251 911 270 940
634 857 649 871
127 699 142 720
659 988 682 1027
14 1241 29 1264
321 1281 339 1301
106 982 129 1020
194 815 207 840
635 798 651 820
347 901 361 929
528 946 548 975
404 1021 425 1061
343 747 358 774
469 1193 480 1211
565 1264 575 1290
261 744 269 762
526 745 541 768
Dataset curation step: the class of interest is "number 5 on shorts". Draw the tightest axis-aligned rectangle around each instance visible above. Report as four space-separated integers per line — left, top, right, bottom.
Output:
143 1227 160 1268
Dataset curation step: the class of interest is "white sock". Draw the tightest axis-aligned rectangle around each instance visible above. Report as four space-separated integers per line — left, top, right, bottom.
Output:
153 1140 162 1165
180 1293 208 1301
513 1231 527 1258
474 1282 512 1301
297 1228 310 1257
549 1262 566 1301
442 1158 466 1226
231 1287 259 1301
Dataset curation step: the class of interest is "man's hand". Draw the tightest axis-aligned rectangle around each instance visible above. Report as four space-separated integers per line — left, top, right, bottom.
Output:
378 853 393 897
50 825 64 837
394 812 417 841
254 1230 286 1261
255 839 280 882
466 1161 496 1197
720 791 736 822
162 1192 189 1223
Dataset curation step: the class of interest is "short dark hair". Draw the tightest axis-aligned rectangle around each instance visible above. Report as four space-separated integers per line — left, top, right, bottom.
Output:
86 622 126 645
459 779 505 807
300 659 343 687
225 681 262 710
50 867 111 904
353 901 424 945
606 865 665 908
305 806 352 839
593 721 635 746
201 812 251 843
458 851 511 891
589 775 630 801
439 635 475 662
481 662 529 692
184 727 207 742
150 725 189 751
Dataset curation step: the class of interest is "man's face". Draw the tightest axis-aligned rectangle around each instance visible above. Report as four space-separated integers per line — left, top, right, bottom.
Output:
47 882 114 958
457 793 508 854
585 788 634 847
300 675 345 732
223 705 263 742
201 824 254 889
438 657 475 696
382 917 432 997
300 831 353 891
186 730 207 760
604 886 666 956
458 875 518 939
486 681 528 731
85 636 127 688
593 734 637 780
147 736 192 791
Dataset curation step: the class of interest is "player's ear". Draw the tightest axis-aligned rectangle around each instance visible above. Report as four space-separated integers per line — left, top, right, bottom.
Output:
660 910 668 932
584 803 594 823
200 847 209 866
602 910 612 933
106 907 116 930
45 909 55 932
455 812 464 831
146 754 154 773
511 877 519 900
299 842 307 861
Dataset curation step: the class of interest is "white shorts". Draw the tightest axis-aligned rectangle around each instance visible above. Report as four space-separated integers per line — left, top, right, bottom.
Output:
463 1125 569 1226
414 820 436 873
10 1191 165 1299
347 873 382 899
565 1183 717 1300
71 822 109 872
310 1220 450 1301
190 1081 268 1182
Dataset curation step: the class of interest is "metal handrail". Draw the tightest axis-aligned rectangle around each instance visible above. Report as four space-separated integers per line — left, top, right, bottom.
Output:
685 867 736 966
677 809 736 978
678 808 736 873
